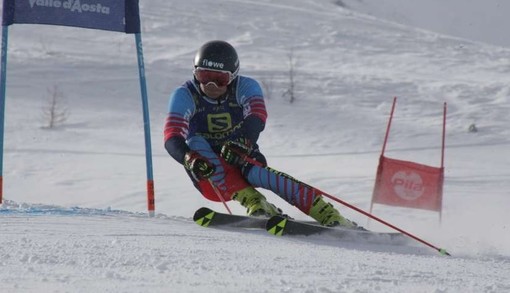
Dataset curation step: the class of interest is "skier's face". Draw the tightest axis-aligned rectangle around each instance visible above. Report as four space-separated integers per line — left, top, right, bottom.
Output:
199 82 228 99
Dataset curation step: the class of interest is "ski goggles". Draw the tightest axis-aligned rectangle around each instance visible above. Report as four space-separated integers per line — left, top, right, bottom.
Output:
194 67 234 87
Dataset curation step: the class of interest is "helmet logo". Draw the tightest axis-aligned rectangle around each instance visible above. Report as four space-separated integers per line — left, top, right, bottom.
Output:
202 59 224 69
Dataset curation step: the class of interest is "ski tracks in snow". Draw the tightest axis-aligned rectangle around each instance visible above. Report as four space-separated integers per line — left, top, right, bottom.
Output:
1 205 509 292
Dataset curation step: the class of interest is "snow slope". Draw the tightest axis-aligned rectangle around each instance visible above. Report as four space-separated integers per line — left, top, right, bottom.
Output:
1 0 510 292
343 0 510 48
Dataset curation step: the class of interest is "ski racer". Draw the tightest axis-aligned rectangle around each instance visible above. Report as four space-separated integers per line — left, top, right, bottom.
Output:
164 40 357 227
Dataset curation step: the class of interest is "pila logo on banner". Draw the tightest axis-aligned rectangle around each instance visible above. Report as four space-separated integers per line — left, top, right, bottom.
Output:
392 171 424 200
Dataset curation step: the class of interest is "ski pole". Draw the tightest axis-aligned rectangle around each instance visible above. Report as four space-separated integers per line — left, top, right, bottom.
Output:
319 190 450 256
238 153 450 256
208 179 232 215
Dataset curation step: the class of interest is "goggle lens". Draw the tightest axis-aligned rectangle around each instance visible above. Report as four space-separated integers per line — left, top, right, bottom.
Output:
194 68 232 87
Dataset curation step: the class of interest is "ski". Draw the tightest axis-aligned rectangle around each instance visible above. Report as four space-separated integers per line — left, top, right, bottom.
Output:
193 207 268 229
266 215 411 245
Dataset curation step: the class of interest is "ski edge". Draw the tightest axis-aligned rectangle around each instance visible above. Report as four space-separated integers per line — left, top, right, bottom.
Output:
266 215 410 245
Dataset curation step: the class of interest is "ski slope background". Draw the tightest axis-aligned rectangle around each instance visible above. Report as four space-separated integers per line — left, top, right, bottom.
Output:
343 0 510 48
1 0 510 292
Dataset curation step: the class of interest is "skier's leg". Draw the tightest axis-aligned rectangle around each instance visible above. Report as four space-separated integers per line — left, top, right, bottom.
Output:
245 165 356 227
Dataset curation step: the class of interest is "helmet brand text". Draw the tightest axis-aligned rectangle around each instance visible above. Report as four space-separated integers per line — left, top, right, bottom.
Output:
202 59 225 69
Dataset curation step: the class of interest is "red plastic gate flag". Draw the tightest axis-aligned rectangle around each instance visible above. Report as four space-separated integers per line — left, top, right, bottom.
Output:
372 156 444 211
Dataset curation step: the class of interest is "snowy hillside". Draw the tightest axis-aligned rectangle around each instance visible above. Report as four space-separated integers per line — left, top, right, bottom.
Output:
343 0 510 48
1 0 510 292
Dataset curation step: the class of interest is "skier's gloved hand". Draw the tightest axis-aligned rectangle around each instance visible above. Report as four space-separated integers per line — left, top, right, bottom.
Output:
184 151 215 181
221 138 253 167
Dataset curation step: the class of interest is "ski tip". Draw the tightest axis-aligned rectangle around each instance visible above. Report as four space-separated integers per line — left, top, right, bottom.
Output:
438 248 451 256
193 207 215 227
193 207 212 221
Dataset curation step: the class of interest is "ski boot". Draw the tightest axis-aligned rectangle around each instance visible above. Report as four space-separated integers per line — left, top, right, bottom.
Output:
232 186 282 217
308 196 358 228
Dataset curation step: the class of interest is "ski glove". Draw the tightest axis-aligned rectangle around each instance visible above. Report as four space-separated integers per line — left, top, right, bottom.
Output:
221 139 253 167
184 151 215 181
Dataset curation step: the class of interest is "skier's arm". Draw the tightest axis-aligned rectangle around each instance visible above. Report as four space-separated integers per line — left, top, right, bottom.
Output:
243 114 265 144
165 136 189 164
164 87 195 164
236 77 267 144
222 77 268 170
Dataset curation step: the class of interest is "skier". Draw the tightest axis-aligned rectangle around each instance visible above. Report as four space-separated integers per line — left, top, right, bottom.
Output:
164 40 357 227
